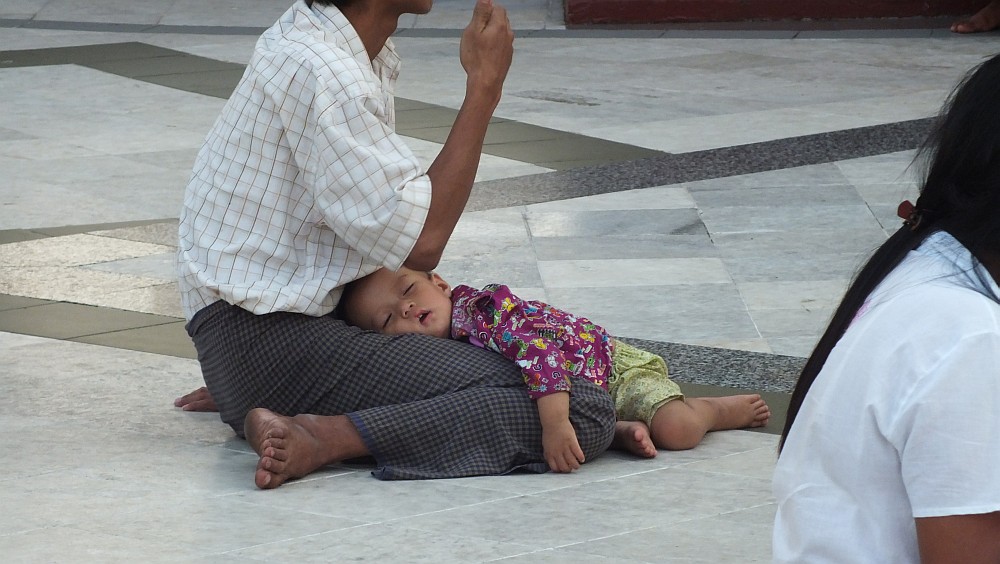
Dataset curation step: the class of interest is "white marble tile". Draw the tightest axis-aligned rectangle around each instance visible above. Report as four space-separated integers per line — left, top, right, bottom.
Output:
225 523 536 563
158 0 291 27
539 258 732 288
228 471 518 522
751 306 836 342
692 337 774 354
402 136 551 181
33 0 171 24
700 204 879 235
526 186 696 212
84 251 177 280
564 502 777 563
680 440 780 481
767 335 823 358
76 494 368 555
739 279 851 311
853 182 921 211
3 526 204 563
836 150 922 185
0 137 105 160
544 284 760 344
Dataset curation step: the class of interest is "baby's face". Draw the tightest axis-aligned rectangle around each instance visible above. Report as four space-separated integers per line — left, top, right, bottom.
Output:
343 267 453 339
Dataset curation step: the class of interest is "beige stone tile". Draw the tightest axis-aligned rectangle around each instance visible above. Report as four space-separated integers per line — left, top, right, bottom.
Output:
0 266 166 305
0 234 170 267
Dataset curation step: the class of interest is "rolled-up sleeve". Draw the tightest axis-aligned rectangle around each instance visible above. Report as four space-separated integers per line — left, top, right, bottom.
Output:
311 94 432 272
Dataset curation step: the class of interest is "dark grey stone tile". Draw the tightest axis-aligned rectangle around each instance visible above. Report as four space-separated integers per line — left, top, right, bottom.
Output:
485 137 661 168
138 68 245 97
70 321 196 359
87 54 240 78
623 338 805 393
468 119 933 211
0 42 178 67
89 221 179 247
32 219 172 238
0 230 48 244
0 293 53 312
0 302 178 340
395 107 463 130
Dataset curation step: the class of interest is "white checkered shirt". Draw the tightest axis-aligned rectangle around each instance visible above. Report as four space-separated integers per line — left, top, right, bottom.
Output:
178 1 431 320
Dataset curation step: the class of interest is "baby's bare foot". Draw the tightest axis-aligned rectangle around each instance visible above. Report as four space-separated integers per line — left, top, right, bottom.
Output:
709 394 771 431
612 420 657 458
244 408 327 489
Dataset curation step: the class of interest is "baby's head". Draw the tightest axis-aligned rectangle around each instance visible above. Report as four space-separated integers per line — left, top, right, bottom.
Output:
339 266 454 338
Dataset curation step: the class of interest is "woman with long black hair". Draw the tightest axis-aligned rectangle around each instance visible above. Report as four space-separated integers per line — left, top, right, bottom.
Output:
773 55 1000 562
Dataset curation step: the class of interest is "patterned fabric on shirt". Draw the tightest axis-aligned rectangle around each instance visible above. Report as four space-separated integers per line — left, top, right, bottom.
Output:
450 284 614 399
177 0 431 320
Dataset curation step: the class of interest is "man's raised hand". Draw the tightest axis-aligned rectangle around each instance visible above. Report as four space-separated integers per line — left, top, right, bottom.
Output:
460 0 514 108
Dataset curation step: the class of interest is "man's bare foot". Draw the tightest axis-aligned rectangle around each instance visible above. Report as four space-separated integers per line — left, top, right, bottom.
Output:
705 394 771 431
244 408 331 489
952 0 1000 33
612 420 657 458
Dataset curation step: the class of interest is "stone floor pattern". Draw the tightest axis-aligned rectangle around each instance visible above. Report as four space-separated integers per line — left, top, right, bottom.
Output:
3 1 1000 562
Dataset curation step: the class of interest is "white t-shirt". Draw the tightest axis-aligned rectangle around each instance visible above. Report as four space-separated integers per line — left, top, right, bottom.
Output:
773 231 1000 563
178 1 431 320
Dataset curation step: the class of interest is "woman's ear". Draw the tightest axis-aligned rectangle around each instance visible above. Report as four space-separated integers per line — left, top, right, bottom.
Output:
430 272 452 297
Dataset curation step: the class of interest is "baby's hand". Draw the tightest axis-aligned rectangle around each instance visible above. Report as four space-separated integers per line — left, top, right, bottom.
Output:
542 419 585 473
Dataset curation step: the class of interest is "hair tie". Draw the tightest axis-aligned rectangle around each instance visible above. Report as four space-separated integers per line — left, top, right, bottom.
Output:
897 200 929 231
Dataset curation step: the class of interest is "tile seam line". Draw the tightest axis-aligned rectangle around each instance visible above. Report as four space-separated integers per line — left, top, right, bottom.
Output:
63 319 184 341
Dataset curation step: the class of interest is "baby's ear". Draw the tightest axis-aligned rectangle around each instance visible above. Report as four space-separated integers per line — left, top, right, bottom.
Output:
430 272 452 297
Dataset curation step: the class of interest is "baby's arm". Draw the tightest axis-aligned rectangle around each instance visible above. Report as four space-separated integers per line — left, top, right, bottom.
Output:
536 392 585 472
459 285 585 472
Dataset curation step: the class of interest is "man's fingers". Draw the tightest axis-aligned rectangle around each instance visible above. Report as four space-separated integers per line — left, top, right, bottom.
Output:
568 454 581 470
174 387 203 406
487 4 508 30
472 0 493 29
493 5 508 21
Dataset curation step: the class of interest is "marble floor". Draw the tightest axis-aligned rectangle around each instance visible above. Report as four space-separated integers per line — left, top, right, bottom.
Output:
3 1 1000 562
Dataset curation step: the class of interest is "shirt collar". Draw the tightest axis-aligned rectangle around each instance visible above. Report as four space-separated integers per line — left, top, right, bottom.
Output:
297 1 401 85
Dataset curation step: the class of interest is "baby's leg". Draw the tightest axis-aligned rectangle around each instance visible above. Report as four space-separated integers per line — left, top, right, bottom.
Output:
611 420 657 458
649 395 770 451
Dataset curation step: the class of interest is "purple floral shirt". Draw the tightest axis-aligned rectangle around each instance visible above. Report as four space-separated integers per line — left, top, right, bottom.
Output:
450 284 614 399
